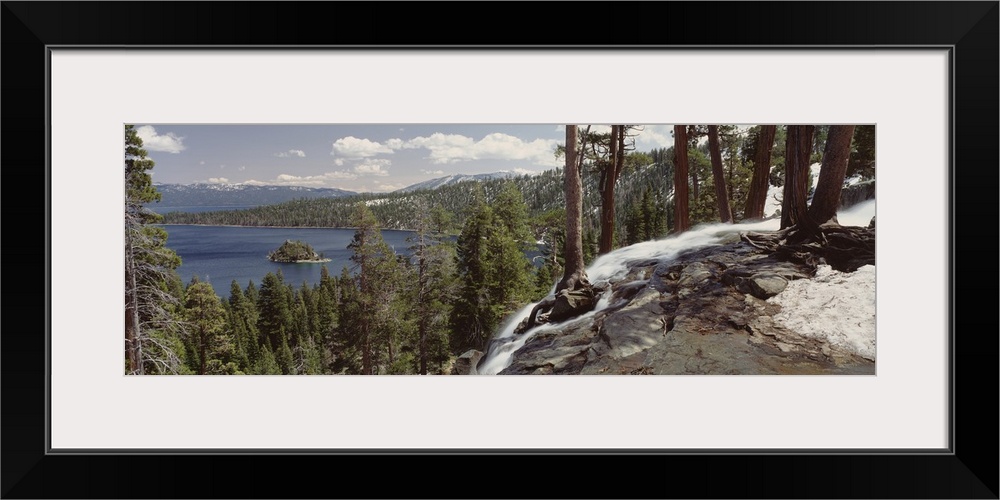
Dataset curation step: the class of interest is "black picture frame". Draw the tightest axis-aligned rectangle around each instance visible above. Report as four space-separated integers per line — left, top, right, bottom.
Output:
4 2 997 498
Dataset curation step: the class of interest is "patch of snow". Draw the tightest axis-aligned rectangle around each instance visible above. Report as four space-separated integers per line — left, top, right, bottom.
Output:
809 162 822 191
844 175 864 187
763 183 782 218
768 264 875 361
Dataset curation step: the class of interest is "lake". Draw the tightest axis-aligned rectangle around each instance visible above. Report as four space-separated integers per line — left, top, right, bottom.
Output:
161 224 545 299
160 225 420 298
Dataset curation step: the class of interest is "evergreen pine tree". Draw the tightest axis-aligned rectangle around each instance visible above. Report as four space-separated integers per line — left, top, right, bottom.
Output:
408 200 458 374
451 189 495 352
183 281 232 375
124 124 186 374
451 184 535 352
344 202 408 374
257 272 293 352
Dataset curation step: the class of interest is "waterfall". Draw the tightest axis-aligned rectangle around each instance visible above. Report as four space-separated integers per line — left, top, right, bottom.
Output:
476 201 877 375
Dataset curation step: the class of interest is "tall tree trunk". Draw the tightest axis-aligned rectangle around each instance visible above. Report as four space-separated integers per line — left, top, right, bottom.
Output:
744 125 777 220
617 125 626 170
708 125 733 223
599 125 621 254
808 125 856 225
124 230 142 375
672 125 690 233
780 125 815 230
557 125 587 293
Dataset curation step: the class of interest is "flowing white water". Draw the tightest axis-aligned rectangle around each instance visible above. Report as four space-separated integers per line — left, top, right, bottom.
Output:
835 199 876 227
475 201 876 375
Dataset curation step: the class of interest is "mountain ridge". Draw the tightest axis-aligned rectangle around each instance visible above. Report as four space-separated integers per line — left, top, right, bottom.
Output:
153 182 356 207
395 170 534 192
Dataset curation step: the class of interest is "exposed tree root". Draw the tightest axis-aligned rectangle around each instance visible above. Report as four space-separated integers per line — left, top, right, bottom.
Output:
514 278 600 335
741 221 875 273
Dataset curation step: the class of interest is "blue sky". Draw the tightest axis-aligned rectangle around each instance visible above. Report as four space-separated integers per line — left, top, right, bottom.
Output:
135 124 678 193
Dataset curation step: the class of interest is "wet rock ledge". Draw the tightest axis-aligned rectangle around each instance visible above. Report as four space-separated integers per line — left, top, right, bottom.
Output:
497 237 876 375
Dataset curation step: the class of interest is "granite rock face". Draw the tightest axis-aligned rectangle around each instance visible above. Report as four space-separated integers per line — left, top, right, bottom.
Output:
499 241 875 375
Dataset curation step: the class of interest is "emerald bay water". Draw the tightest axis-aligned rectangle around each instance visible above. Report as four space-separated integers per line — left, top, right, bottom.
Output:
160 225 419 298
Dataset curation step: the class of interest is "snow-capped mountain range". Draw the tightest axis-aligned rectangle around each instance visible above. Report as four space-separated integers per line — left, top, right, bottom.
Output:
153 183 357 207
153 171 536 208
395 171 534 193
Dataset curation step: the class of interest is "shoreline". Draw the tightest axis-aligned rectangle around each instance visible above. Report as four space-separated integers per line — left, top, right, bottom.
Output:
268 258 333 264
158 223 419 232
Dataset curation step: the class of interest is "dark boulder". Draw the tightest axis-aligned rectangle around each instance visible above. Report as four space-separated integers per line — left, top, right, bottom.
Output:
738 273 789 299
548 286 598 323
451 350 483 375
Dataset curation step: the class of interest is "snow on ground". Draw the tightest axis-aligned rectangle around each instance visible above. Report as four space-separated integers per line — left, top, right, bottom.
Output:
768 264 875 361
844 174 864 186
763 183 782 218
762 163 870 221
809 162 822 191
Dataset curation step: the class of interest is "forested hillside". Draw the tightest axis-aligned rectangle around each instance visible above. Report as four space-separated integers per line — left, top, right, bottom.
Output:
154 183 355 207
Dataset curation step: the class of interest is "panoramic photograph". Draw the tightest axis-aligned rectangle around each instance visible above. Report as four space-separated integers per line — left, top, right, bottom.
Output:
124 124 876 375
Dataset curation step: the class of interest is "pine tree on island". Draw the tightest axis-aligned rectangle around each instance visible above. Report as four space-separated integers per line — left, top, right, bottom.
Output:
267 240 330 263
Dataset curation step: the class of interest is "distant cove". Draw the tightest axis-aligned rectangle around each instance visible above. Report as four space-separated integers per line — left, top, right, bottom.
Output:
153 205 259 214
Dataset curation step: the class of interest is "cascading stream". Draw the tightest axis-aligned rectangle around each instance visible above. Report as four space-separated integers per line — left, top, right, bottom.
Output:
476 199 875 375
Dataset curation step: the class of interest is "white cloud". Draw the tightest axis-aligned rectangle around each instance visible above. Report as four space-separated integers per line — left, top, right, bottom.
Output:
199 161 205 165
254 172 355 187
333 158 345 166
207 177 228 184
238 165 246 171
245 159 391 188
401 132 561 166
244 170 361 187
633 125 675 150
135 125 186 154
331 136 394 158
276 149 306 158
586 125 612 135
419 169 445 175
353 158 391 176
326 171 358 179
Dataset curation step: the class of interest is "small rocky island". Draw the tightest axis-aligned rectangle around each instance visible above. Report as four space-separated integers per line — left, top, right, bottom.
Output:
267 239 330 263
